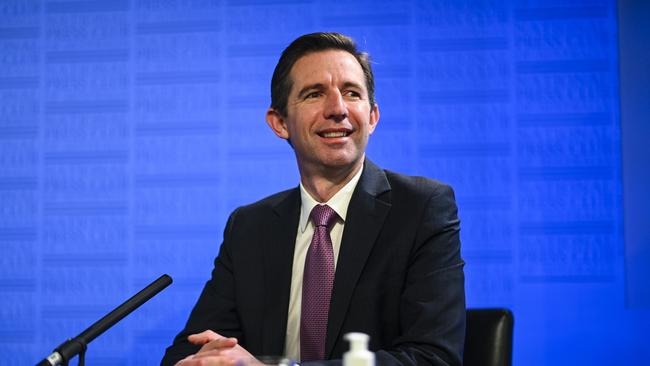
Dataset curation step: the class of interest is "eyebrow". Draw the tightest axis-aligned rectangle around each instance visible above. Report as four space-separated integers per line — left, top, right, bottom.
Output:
342 81 364 91
296 83 324 99
296 81 364 99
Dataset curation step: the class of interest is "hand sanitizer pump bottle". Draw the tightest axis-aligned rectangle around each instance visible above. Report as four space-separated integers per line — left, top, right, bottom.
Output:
343 332 375 366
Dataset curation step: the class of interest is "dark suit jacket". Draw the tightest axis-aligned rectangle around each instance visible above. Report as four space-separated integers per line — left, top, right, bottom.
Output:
161 160 465 365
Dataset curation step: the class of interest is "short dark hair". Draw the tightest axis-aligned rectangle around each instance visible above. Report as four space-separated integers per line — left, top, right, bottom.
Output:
270 32 375 117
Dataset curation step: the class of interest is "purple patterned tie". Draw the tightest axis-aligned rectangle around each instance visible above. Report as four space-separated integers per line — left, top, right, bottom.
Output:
301 204 338 362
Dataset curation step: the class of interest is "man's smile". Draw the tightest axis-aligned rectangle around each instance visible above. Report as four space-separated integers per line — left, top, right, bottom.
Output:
317 128 353 138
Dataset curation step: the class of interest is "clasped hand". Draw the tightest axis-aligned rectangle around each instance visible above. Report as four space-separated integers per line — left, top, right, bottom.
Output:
175 330 264 366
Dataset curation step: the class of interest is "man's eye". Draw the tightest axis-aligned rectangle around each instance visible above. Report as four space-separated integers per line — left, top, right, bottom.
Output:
345 90 361 98
305 92 321 99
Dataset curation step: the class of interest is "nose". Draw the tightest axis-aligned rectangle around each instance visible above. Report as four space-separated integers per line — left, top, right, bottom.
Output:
323 90 348 122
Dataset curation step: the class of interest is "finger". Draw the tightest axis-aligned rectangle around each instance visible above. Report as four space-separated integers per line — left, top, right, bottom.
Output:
187 330 221 345
191 349 226 358
198 337 238 353
196 348 260 366
179 353 237 366
176 358 235 366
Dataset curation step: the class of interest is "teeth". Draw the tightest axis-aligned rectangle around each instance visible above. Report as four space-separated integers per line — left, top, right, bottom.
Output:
322 131 348 138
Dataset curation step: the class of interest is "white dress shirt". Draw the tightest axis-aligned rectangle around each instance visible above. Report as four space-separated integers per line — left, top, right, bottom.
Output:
283 168 363 361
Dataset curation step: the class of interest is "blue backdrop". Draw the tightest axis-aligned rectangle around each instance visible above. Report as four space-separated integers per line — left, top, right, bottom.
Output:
1 0 647 365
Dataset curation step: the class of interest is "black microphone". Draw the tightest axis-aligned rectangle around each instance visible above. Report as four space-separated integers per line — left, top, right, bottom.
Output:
36 274 173 366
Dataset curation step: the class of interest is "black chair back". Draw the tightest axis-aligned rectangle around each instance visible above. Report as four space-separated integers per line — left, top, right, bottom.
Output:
464 308 514 366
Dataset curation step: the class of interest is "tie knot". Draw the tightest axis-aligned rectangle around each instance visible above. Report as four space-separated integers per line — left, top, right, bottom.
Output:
310 204 338 229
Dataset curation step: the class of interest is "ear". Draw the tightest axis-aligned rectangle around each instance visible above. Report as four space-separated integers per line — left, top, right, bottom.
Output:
368 103 380 135
266 108 290 140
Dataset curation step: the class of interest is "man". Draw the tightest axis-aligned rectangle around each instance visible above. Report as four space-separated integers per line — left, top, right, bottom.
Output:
162 32 465 366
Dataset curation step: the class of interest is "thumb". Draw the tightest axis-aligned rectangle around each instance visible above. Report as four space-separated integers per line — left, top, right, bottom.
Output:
187 330 220 345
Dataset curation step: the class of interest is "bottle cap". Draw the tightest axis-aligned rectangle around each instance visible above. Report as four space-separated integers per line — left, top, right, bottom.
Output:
345 332 369 352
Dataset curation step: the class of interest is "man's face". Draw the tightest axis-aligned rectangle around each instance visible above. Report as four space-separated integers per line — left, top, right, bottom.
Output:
266 49 379 176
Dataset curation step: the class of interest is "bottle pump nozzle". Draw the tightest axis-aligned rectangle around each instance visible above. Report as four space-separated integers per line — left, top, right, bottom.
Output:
343 332 374 366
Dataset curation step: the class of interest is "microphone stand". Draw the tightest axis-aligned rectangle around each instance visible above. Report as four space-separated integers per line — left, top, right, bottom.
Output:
36 274 173 366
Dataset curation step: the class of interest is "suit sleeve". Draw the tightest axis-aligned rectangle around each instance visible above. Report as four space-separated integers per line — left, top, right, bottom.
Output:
306 183 465 366
160 209 244 366
380 183 465 365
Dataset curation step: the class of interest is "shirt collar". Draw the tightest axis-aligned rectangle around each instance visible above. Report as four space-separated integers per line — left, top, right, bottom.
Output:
298 166 363 233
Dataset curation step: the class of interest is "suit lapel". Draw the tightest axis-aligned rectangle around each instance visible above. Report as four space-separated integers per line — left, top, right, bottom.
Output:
261 188 301 355
325 160 392 357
